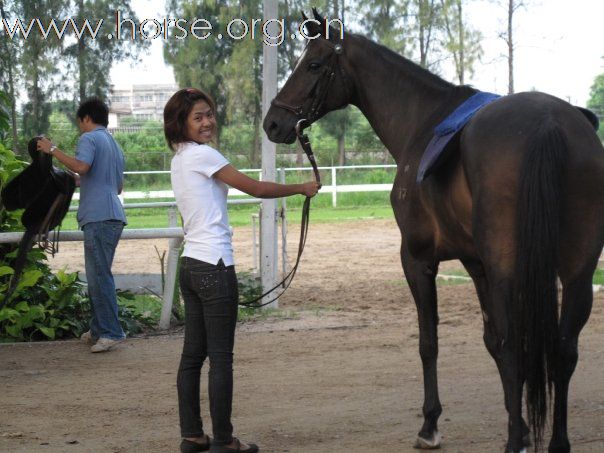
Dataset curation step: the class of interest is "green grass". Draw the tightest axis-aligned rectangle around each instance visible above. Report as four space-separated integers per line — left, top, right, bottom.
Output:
592 269 604 285
59 193 394 230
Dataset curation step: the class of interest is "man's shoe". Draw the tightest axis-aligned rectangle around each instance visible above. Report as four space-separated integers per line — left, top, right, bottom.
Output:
80 330 96 345
90 337 124 353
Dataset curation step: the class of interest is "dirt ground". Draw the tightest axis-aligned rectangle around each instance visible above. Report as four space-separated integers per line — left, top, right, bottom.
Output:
1 218 603 452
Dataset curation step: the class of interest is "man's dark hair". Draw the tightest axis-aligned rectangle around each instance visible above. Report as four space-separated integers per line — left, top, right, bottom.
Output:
76 97 109 127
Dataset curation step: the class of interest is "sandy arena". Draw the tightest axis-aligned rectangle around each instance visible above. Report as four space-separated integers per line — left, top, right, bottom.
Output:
1 218 603 452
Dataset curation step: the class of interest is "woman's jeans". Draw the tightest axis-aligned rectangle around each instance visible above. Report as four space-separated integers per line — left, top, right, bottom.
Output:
177 257 239 445
83 220 125 340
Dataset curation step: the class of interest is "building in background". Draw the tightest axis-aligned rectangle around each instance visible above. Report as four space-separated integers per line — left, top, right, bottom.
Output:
108 83 177 131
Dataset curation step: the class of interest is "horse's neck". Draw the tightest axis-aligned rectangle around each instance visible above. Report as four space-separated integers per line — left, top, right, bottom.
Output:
348 38 463 164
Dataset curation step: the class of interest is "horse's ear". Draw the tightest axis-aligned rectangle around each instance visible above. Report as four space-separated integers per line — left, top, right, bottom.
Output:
302 12 322 39
312 7 324 23
301 11 308 22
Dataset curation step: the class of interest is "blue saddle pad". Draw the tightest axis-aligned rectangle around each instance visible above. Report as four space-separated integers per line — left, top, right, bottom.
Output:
417 92 501 182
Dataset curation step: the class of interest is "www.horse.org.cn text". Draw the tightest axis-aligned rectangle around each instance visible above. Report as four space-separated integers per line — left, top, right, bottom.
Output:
1 11 344 46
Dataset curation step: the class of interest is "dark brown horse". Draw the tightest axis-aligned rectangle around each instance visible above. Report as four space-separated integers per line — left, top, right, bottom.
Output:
263 11 604 453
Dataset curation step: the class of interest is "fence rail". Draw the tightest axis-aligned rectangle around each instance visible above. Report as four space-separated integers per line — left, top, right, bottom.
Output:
116 164 397 207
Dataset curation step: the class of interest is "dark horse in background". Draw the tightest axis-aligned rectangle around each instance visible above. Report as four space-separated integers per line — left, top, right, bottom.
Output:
263 11 604 453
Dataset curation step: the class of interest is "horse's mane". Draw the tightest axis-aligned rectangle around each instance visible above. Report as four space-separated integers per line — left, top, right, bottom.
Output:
347 32 475 99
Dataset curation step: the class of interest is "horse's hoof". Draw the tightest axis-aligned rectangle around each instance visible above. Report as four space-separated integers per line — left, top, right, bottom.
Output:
414 431 441 449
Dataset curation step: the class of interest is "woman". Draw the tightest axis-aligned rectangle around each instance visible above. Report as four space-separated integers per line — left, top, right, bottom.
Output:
164 88 319 453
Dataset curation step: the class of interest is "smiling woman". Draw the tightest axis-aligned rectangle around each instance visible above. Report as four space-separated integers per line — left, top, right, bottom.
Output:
162 87 319 453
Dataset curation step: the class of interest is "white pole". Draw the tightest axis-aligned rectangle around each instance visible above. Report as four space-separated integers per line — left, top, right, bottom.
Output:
261 0 279 308
332 167 337 207
159 207 183 330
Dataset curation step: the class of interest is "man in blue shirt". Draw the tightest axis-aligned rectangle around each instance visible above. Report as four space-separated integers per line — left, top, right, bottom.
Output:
38 98 127 352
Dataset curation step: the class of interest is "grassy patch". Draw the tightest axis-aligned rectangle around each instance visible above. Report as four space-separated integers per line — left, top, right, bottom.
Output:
592 269 604 285
237 307 298 322
59 196 394 231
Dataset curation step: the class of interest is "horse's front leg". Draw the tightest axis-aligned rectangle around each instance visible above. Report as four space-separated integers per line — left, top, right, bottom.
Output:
401 244 442 449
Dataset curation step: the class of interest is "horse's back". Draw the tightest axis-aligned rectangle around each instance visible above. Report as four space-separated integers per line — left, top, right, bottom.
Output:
460 92 604 277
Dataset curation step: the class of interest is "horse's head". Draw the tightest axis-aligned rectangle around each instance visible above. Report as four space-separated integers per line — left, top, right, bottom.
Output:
263 9 353 144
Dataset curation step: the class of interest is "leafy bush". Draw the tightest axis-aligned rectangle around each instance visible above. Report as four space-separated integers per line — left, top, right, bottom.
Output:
0 101 159 342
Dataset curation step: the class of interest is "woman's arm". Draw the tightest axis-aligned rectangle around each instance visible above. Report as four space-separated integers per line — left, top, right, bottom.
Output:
215 164 319 198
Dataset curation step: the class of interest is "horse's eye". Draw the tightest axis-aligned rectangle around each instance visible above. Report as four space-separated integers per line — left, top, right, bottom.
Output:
308 62 322 71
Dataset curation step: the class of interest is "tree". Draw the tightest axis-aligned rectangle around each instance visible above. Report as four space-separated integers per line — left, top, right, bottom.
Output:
164 0 235 148
358 0 413 57
491 0 532 94
9 0 65 139
587 73 604 140
0 0 21 153
441 0 482 84
64 0 149 103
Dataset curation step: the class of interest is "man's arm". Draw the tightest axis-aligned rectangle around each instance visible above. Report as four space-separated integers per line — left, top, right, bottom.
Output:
37 137 91 175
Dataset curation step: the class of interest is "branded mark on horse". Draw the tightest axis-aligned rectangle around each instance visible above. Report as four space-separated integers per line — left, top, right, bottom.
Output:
263 10 604 453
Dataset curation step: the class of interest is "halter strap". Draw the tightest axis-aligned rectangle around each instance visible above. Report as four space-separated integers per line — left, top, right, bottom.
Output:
270 41 350 123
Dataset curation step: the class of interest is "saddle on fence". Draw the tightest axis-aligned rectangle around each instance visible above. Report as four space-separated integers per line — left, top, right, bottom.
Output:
0 137 76 304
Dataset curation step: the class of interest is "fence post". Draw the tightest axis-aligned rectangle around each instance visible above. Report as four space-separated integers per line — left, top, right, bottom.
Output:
159 207 183 329
280 168 288 278
332 167 337 207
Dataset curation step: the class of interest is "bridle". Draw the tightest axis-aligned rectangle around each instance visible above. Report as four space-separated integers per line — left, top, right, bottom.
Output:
270 40 349 124
240 41 349 308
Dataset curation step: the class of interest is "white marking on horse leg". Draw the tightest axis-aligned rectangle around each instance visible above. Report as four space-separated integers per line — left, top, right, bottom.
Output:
414 431 441 449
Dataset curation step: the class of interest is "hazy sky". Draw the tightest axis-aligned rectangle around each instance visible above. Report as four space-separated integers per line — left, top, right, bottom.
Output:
110 0 604 107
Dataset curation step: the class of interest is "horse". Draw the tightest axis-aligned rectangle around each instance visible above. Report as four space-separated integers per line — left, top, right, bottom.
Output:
263 10 604 453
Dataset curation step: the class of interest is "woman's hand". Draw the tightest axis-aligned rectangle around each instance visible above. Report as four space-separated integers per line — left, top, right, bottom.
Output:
301 181 321 197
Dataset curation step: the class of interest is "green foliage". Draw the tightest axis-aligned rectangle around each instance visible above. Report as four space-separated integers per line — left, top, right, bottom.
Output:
0 251 91 342
237 271 262 304
116 291 162 334
0 123 158 342
0 249 166 341
587 73 604 140
0 90 10 136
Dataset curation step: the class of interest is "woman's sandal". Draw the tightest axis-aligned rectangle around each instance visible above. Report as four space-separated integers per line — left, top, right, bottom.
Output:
210 437 259 453
180 434 211 452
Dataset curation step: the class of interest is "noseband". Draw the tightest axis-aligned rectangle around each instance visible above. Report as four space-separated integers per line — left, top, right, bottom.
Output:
270 40 348 123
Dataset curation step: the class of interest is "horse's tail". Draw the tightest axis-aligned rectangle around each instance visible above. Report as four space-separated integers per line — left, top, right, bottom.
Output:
1 230 36 308
514 119 565 447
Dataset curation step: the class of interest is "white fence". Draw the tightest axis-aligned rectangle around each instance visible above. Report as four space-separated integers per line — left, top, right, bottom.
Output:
0 198 278 330
114 164 398 207
0 164 394 330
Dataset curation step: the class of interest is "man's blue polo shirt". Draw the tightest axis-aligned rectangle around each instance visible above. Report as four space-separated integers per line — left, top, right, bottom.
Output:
75 126 127 229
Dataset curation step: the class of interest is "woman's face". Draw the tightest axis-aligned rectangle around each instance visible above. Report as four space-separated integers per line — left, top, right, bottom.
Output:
185 100 216 144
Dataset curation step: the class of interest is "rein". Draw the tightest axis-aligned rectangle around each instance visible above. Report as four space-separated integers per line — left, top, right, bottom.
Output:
239 119 320 308
241 39 346 308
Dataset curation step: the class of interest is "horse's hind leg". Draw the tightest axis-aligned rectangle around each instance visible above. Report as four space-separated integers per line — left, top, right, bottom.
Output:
462 260 531 448
548 270 595 453
401 245 442 449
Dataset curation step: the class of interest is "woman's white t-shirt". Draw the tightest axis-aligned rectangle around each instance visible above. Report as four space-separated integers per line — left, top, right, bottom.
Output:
171 142 234 266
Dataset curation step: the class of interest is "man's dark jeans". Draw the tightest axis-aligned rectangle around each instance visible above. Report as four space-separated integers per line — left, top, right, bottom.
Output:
177 257 239 446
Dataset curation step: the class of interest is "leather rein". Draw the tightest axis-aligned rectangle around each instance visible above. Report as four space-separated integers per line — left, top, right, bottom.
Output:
239 120 320 308
240 41 346 308
240 41 347 308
